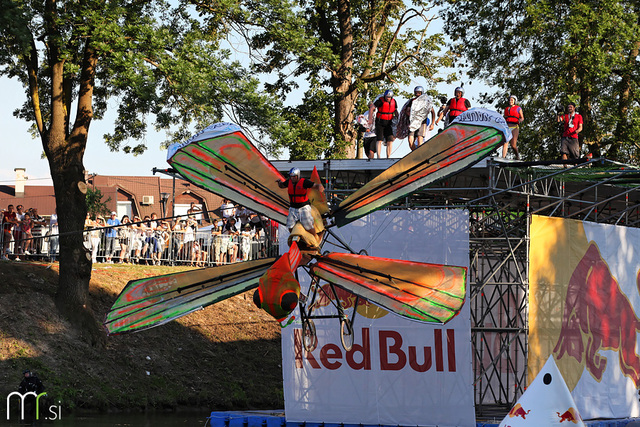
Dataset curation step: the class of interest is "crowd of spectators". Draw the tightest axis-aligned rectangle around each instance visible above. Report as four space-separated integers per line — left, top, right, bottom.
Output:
1 201 278 266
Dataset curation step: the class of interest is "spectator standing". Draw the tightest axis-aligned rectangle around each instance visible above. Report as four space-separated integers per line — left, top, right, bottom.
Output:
171 218 185 263
368 89 398 158
13 205 25 257
220 199 235 219
30 208 46 256
2 204 18 260
182 216 198 265
118 215 132 263
130 215 144 263
187 202 202 224
435 87 471 128
49 209 58 261
356 103 377 159
105 211 120 263
20 212 34 256
89 216 104 263
558 102 583 161
140 216 155 264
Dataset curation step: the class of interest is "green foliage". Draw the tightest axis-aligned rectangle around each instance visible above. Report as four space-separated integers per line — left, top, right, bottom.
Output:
437 0 640 163
194 0 454 158
85 187 111 219
0 0 289 155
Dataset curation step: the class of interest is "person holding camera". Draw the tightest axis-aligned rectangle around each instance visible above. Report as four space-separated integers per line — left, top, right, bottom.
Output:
557 102 583 161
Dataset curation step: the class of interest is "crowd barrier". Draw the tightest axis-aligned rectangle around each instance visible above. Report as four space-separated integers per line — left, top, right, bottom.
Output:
1 223 279 266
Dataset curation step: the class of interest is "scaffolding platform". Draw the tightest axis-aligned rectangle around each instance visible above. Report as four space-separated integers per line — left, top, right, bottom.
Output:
275 155 640 417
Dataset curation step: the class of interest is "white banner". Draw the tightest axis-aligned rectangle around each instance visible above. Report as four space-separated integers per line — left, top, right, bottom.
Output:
451 108 512 142
530 216 640 420
281 209 474 427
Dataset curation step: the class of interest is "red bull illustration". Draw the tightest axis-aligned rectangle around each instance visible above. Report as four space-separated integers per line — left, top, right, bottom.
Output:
553 242 640 387
557 407 580 423
507 403 530 419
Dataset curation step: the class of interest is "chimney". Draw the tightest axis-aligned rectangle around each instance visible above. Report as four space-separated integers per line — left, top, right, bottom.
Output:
14 168 26 198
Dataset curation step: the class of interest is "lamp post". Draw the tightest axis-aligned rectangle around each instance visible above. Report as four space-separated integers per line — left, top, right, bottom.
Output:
160 192 170 219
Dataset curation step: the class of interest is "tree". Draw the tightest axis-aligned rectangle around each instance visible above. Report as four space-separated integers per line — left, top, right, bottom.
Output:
0 0 285 343
193 0 455 159
85 187 111 219
437 0 640 162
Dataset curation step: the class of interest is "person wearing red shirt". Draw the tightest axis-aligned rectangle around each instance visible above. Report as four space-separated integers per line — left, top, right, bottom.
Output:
2 204 18 260
557 102 583 160
502 95 523 159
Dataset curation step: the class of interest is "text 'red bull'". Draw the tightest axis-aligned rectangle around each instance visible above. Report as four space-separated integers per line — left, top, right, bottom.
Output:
294 328 457 372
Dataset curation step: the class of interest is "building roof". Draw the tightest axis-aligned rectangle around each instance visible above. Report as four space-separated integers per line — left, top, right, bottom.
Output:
0 174 225 223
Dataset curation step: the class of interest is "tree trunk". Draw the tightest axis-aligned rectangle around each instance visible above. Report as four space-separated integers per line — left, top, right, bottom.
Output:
334 91 360 158
43 47 103 345
47 132 104 346
333 0 359 159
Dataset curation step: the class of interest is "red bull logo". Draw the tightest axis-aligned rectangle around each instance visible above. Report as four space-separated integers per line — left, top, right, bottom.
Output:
294 327 457 372
557 407 580 423
507 403 530 419
553 242 640 387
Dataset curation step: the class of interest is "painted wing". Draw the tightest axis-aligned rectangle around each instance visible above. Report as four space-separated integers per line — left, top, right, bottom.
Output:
333 109 511 227
310 253 467 323
104 258 276 335
307 166 329 216
167 123 289 224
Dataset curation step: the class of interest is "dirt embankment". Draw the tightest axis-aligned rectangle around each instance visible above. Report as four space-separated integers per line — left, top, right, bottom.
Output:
0 261 283 412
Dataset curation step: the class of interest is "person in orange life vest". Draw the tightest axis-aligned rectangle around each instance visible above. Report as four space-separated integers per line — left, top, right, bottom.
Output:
367 89 398 159
435 86 471 128
502 95 523 159
276 167 324 240
557 102 583 160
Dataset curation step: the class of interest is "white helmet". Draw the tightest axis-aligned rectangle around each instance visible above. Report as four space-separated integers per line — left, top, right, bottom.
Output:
414 86 424 95
454 87 464 95
289 167 300 177
509 95 517 103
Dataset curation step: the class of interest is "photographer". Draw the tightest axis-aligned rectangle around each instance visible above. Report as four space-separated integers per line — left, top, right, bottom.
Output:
557 102 583 161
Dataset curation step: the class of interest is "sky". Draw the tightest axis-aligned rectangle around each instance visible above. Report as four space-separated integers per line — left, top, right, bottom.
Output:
0 15 494 188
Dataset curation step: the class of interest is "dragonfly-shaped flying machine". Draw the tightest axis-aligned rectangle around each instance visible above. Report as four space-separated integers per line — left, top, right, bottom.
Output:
104 109 511 351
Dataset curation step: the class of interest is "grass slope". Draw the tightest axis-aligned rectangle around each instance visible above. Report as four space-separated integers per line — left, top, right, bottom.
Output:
0 261 283 412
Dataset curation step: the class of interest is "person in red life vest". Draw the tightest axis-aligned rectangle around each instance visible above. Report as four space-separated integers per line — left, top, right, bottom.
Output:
435 86 471 128
557 102 583 161
367 89 398 159
502 95 523 159
276 167 324 241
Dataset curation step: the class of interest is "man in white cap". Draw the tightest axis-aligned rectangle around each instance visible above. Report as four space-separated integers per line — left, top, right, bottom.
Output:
105 211 121 263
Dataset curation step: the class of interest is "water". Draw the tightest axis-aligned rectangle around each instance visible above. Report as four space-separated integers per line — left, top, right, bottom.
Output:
2 411 212 426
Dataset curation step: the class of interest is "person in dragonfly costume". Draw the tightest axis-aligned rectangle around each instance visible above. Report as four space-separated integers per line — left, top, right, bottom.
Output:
276 167 325 247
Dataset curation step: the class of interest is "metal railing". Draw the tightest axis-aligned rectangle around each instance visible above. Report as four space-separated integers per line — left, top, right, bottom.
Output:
1 222 279 266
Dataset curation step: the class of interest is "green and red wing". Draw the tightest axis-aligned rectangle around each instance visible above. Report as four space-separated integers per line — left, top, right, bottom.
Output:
333 110 509 227
104 258 276 335
310 253 467 324
167 123 289 224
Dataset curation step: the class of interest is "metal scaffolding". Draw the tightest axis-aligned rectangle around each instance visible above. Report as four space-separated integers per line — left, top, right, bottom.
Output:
274 157 640 418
